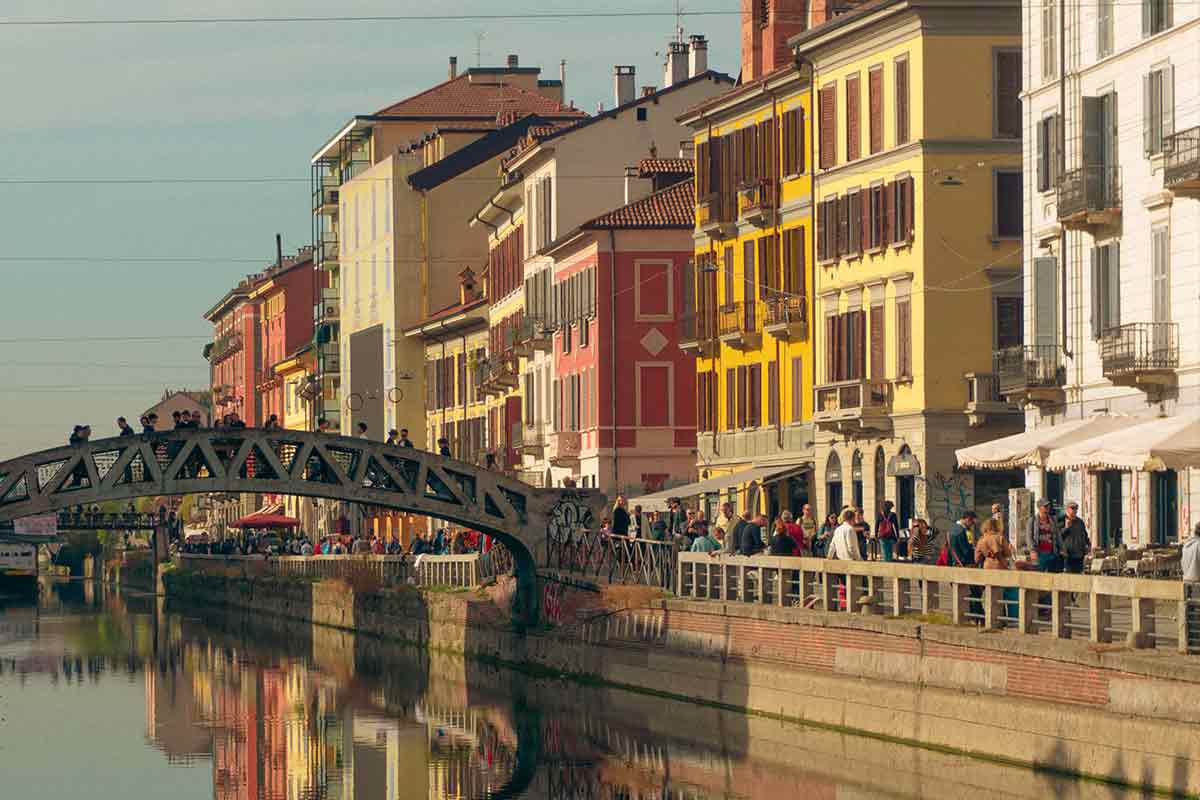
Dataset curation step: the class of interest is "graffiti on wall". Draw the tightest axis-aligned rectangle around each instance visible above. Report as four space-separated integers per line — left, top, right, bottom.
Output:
547 491 597 545
918 472 972 532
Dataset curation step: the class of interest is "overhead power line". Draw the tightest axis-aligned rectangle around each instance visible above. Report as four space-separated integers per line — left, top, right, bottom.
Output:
0 335 208 344
0 10 739 27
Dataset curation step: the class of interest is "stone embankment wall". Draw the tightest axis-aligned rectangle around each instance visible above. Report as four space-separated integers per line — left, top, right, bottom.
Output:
162 570 1200 795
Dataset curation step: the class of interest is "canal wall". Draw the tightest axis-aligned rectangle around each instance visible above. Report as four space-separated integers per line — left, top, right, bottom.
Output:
162 569 1200 795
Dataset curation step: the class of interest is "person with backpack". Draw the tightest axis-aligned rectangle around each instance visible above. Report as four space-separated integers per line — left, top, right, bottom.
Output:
877 500 900 562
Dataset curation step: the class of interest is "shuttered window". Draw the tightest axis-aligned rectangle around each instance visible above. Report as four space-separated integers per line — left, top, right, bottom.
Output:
743 239 757 305
1090 242 1121 338
995 171 1022 239
782 107 804 175
995 296 1023 349
758 236 778 298
835 195 849 257
896 300 912 378
783 226 805 300
1033 256 1058 349
892 177 914 245
1042 0 1057 79
791 356 804 422
1143 65 1175 155
736 366 748 429
846 74 861 162
1142 0 1172 37
1097 0 1114 56
995 50 1021 138
818 85 836 169
1036 114 1061 192
846 190 862 256
894 58 909 145
758 118 776 185
870 304 886 380
868 67 883 154
1152 227 1170 323
747 363 762 428
726 368 736 430
868 185 885 250
768 361 779 426
827 311 866 382
817 197 838 262
723 246 735 307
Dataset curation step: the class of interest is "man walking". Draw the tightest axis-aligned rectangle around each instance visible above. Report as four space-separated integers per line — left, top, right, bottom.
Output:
1059 501 1090 574
829 509 861 561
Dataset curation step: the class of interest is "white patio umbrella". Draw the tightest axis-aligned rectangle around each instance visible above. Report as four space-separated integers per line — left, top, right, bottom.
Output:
955 414 1129 470
1045 415 1200 472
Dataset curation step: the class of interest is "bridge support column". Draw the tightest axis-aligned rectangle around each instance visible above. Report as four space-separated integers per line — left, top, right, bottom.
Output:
513 549 540 628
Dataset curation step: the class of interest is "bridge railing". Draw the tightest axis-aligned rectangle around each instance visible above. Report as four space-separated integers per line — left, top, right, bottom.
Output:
177 552 499 590
677 553 1198 654
546 530 678 590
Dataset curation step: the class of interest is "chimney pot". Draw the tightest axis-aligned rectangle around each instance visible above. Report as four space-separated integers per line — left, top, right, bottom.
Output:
664 40 689 88
613 65 636 107
506 54 519 68
688 34 709 78
449 56 458 80
641 86 656 97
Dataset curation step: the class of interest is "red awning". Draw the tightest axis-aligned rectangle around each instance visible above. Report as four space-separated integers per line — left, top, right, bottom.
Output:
231 513 300 529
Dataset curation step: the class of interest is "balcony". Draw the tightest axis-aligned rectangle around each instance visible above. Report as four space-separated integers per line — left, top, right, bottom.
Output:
517 315 554 353
717 302 760 350
314 288 340 324
1164 126 1200 196
762 295 806 340
516 424 546 456
312 181 339 217
548 431 582 468
208 333 243 365
679 311 717 356
993 345 1065 407
315 231 340 270
1057 165 1121 230
963 372 1019 427
737 179 776 227
1100 322 1179 391
812 379 893 434
475 355 518 396
697 192 734 240
318 342 341 375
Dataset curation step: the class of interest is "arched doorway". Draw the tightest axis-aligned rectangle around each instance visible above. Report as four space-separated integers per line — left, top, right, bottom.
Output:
895 444 916 528
851 451 864 511
825 451 843 517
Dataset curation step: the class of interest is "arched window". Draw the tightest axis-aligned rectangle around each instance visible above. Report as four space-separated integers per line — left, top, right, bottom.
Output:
851 451 864 510
825 451 844 517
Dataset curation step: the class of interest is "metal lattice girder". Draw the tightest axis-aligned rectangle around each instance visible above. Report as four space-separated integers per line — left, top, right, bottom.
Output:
0 428 609 623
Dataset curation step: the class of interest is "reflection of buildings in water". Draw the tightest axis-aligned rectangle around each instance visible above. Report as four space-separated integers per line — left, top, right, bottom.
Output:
418 702 520 800
144 667 211 764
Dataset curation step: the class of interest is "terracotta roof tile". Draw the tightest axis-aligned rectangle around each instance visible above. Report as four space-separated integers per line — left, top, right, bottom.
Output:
638 157 694 177
581 179 695 230
374 73 585 119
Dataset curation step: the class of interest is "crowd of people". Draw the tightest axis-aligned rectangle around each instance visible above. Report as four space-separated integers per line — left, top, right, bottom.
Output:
179 525 496 560
602 493 1101 573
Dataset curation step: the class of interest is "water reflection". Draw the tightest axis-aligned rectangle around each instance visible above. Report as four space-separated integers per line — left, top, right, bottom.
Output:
0 580 1148 800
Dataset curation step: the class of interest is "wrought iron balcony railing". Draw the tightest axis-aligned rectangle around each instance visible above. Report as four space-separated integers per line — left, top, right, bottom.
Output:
993 345 1065 397
737 179 776 226
717 302 759 345
1164 126 1200 194
762 294 806 338
1100 322 1179 386
1057 165 1121 224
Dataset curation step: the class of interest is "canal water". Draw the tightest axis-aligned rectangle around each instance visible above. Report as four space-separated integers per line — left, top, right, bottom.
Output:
0 580 1150 799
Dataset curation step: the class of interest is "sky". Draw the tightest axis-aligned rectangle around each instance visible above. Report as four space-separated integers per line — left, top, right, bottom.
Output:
0 1 739 459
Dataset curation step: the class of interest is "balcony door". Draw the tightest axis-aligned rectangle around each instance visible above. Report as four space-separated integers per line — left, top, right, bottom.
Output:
1152 470 1178 545
1151 226 1172 356
1098 470 1123 548
1082 93 1118 203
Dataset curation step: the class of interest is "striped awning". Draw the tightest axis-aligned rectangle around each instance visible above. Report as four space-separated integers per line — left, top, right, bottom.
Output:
1045 415 1200 472
628 462 808 511
955 414 1130 470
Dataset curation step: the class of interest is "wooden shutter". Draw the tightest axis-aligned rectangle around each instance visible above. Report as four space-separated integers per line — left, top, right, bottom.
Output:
1037 118 1049 192
1152 227 1170 323
835 196 848 256
726 368 736 430
903 176 915 241
457 353 466 406
736 365 748 428
1090 246 1103 338
1106 243 1121 333
791 356 803 421
896 301 912 377
743 239 756 307
868 67 883 154
819 86 836 169
425 361 434 410
894 59 909 145
748 363 762 428
757 237 771 298
883 181 895 245
826 315 838 383
870 305 885 380
816 201 828 261
995 51 1021 138
787 226 805 300
846 75 861 161
768 361 779 426
1033 256 1058 348
853 311 866 380
837 314 850 382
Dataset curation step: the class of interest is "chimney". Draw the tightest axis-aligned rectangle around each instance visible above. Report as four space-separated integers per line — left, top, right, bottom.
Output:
664 40 688 88
613 65 636 107
688 35 708 77
679 139 695 159
624 166 651 205
506 54 519 69
641 86 656 97
459 268 479 304
449 56 458 80
560 59 567 101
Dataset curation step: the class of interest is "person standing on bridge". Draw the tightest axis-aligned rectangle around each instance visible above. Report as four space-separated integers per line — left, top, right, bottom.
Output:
1059 501 1090 574
356 421 369 439
398 428 414 448
117 417 135 437
829 509 861 561
611 496 631 537
437 437 451 457
385 429 399 446
877 500 900 562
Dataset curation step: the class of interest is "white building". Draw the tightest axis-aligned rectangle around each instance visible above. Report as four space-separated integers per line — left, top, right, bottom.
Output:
1002 0 1200 547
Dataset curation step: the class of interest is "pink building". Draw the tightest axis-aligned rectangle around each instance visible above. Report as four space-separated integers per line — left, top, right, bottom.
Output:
543 172 698 494
205 282 261 425
251 248 317 426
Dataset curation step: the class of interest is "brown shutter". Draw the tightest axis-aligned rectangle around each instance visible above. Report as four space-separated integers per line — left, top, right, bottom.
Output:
749 363 762 428
825 315 837 383
757 237 770 298
869 68 883 154
853 311 867 380
846 75 861 161
883 181 895 245
859 189 870 252
895 59 910 145
819 86 836 169
904 176 915 240
836 196 848 256
768 361 779 426
897 300 912 377
870 305 885 380
791 356 803 421
736 365 748 428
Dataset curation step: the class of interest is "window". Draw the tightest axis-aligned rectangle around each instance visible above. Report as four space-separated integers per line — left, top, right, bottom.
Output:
894 57 909 146
1042 0 1057 80
1144 65 1175 156
891 177 914 245
835 195 849 256
825 310 866 382
1097 0 1113 57
783 226 805 299
869 304 885 380
746 363 762 428
579 316 590 347
1143 0 1172 37
995 50 1021 138
736 366 748 428
995 171 1022 239
725 368 736 430
845 74 861 162
1036 114 1061 192
1090 241 1121 338
758 236 778 298
818 85 837 169
698 371 716 432
722 246 735 306
896 299 912 378
768 361 779 426
846 190 862 257
995 296 1023 349
868 184 885 250
1152 226 1170 323
817 196 838 262
636 107 648 121
790 356 804 421
743 239 757 305
869 66 884 154
781 107 804 175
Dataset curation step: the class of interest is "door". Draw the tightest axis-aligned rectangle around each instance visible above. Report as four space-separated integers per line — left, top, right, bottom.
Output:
1099 470 1123 548
898 476 916 531
1152 470 1178 545
1045 471 1064 513
827 482 844 519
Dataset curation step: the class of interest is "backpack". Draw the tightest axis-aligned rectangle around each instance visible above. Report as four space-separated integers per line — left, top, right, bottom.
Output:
878 513 897 540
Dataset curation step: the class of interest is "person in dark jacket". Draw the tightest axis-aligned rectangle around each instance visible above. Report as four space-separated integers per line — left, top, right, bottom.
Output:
1059 501 1090 573
611 496 631 537
948 510 978 568
768 517 798 556
739 515 766 556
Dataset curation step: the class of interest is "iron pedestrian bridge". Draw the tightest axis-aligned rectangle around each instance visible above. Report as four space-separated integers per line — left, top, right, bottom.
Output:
0 428 606 623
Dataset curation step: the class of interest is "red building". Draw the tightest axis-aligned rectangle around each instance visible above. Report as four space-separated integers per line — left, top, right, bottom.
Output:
543 168 698 494
205 282 261 425
250 248 317 426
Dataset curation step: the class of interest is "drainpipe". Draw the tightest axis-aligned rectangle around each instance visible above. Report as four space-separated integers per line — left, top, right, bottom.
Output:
609 228 620 492
770 89 785 451
1058 0 1071 362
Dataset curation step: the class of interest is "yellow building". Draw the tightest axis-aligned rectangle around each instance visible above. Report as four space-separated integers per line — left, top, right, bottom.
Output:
273 345 317 433
678 64 816 521
792 0 1024 530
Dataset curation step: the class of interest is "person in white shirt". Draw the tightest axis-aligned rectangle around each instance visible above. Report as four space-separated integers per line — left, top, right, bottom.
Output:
829 509 862 561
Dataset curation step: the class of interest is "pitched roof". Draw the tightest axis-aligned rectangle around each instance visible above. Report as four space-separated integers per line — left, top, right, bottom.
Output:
580 179 695 230
638 158 694 177
402 295 488 335
407 114 556 191
374 69 585 119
